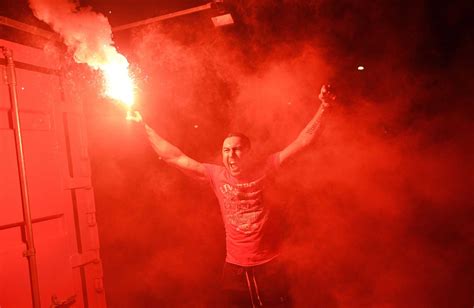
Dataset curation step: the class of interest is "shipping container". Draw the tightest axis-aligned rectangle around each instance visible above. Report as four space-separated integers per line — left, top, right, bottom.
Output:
0 17 106 308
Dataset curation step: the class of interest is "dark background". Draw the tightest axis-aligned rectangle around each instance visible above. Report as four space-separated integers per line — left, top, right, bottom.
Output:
2 0 473 307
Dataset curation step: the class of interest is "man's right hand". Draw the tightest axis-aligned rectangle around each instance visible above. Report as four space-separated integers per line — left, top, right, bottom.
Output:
126 110 143 123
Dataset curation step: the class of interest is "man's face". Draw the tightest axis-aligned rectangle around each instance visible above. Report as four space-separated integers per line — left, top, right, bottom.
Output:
222 136 249 177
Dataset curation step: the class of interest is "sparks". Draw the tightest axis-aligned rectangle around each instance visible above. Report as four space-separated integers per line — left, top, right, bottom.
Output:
29 0 136 109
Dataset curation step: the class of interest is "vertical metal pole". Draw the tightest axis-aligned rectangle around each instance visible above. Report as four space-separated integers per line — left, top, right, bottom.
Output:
1 46 42 308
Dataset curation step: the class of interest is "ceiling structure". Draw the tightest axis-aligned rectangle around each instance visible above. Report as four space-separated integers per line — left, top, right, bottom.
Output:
82 0 209 27
0 0 472 106
1 0 216 28
1 0 471 67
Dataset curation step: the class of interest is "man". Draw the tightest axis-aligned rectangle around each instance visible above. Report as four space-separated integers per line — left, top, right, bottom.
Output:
131 84 335 307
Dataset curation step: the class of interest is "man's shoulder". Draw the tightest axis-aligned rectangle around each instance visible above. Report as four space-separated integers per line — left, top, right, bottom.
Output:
202 163 229 186
203 162 224 169
202 163 226 176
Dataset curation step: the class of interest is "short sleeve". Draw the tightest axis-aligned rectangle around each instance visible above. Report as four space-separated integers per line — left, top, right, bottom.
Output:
202 163 221 187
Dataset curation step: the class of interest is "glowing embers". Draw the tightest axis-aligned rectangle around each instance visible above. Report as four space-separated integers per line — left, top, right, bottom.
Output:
28 0 135 108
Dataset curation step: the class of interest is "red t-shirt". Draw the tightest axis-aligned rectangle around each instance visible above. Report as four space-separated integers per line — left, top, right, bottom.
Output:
203 154 281 266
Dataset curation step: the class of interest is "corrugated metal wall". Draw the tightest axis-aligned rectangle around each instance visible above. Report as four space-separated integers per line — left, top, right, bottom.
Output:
0 37 106 307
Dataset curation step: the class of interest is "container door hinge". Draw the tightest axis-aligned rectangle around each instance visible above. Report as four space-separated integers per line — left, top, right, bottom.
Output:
94 278 104 293
23 248 36 257
64 176 91 189
1 65 7 84
70 250 100 268
50 294 76 307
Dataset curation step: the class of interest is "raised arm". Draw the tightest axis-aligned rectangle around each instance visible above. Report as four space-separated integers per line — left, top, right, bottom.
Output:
278 84 335 164
128 111 206 180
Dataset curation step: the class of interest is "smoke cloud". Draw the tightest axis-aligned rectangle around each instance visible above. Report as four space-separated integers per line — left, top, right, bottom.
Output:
29 0 134 104
33 0 472 307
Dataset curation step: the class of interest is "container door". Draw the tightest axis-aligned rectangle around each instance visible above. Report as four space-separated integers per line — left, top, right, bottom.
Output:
0 38 106 308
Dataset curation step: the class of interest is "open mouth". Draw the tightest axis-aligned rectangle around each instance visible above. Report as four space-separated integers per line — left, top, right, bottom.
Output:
229 161 240 172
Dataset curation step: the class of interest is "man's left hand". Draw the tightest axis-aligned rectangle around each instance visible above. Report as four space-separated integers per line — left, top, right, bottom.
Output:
318 84 336 106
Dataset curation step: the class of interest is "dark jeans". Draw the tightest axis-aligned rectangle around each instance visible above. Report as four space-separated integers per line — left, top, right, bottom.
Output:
221 259 292 307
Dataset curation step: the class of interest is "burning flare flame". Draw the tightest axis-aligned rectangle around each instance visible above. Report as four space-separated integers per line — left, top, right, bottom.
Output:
28 0 136 108
100 54 135 107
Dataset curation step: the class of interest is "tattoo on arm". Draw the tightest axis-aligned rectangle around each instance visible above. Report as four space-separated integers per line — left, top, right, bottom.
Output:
279 103 329 164
302 105 327 139
305 119 322 136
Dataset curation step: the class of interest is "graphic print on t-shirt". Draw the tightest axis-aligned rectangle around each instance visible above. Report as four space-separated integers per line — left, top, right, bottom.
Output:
219 176 266 234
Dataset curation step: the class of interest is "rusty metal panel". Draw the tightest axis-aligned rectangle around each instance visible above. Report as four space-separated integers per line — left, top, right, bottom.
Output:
0 109 9 128
0 39 60 70
0 32 106 308
0 228 31 308
15 69 61 112
21 133 58 216
82 259 107 308
34 217 76 306
63 112 91 179
74 188 100 251
0 78 10 109
22 129 66 219
0 130 23 225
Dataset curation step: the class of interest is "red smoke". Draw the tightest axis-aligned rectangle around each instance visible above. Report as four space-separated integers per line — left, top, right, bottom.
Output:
52 0 474 307
29 0 115 66
29 0 135 105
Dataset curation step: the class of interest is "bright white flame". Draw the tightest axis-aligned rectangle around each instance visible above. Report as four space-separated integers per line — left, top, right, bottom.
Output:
28 0 135 108
357 65 365 71
100 55 135 107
